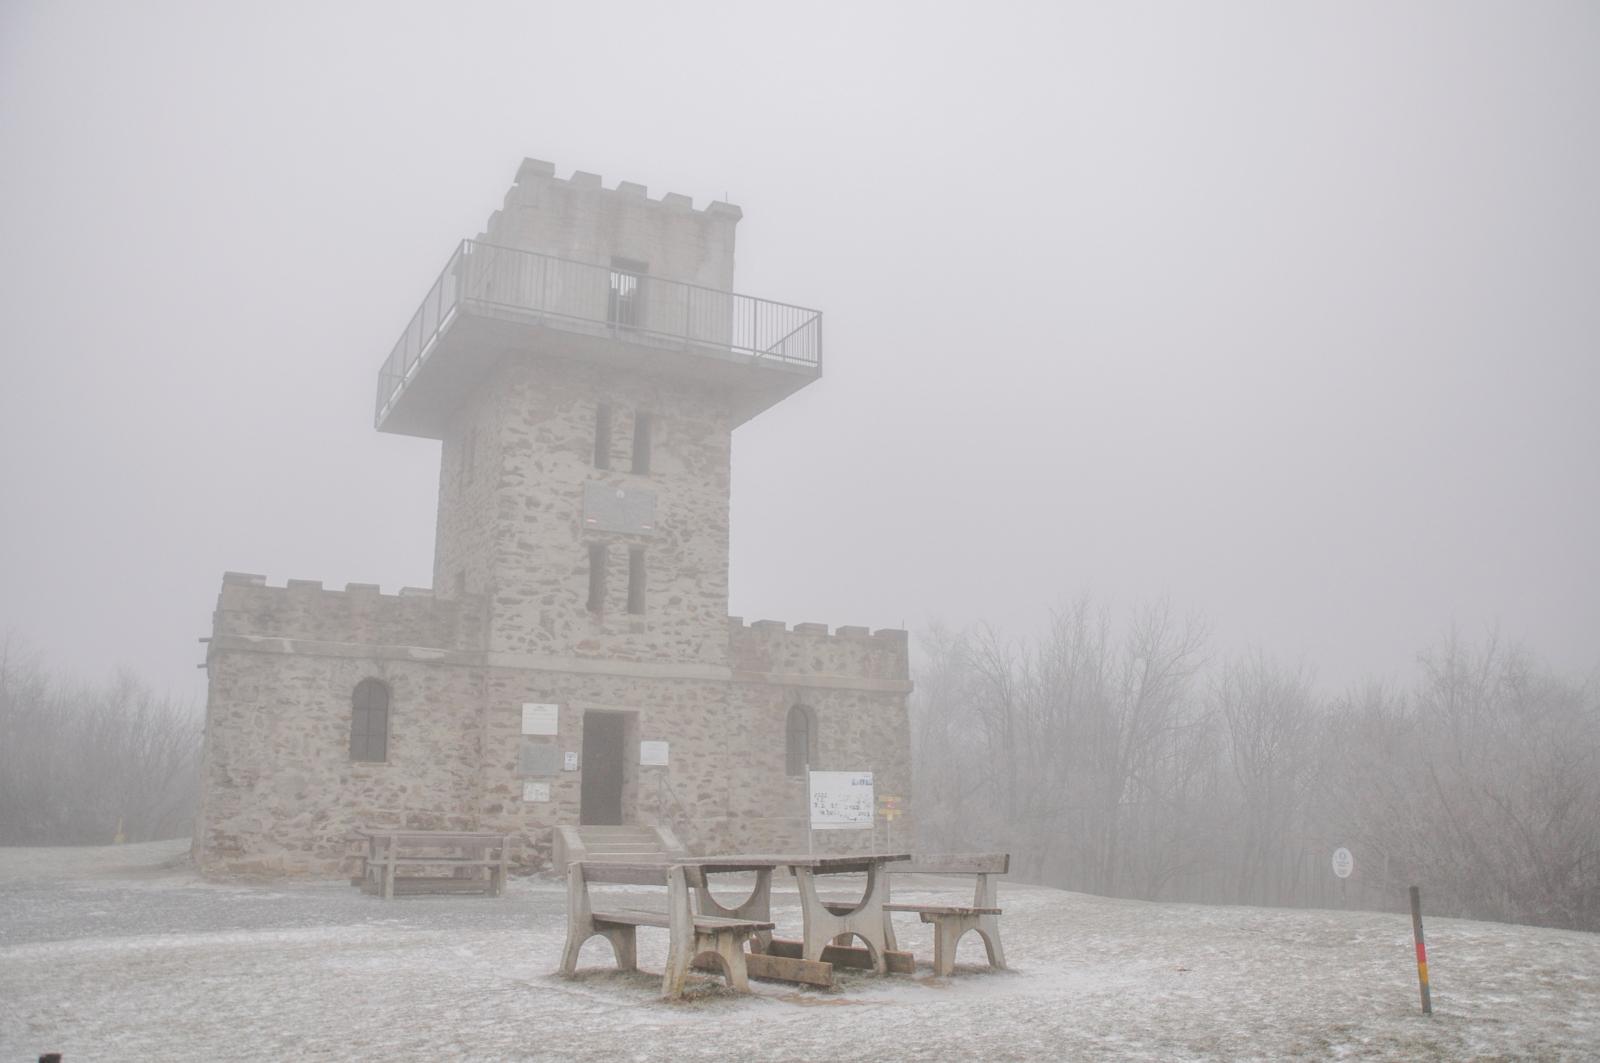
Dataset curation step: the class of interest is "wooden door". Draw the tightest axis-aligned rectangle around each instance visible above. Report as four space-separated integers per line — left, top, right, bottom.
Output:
580 711 627 825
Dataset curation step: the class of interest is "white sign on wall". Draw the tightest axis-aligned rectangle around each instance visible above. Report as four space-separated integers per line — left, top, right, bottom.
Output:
522 781 550 803
563 751 578 771
640 740 669 767
809 771 874 830
1332 847 1354 879
521 703 559 736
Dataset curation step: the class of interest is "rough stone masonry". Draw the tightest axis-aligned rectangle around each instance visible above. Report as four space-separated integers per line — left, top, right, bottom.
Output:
194 160 912 874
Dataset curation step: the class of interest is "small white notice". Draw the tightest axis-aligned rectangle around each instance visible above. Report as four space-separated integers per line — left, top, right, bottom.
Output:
522 781 550 803
1332 847 1354 879
809 770 874 830
563 751 578 771
639 740 669 766
521 703 559 736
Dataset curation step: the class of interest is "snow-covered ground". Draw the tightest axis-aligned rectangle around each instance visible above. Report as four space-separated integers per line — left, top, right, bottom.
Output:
2 841 1596 1061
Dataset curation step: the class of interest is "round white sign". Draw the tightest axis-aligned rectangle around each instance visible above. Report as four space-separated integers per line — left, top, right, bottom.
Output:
1331 847 1354 879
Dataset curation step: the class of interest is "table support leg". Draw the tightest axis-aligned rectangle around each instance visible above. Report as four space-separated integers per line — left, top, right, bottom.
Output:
694 869 773 952
796 865 889 974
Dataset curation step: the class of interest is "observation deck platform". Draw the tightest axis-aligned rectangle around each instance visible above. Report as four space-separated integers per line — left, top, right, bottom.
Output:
375 240 823 438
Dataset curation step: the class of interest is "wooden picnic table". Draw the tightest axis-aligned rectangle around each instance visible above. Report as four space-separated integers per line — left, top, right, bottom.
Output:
689 853 911 978
355 829 511 899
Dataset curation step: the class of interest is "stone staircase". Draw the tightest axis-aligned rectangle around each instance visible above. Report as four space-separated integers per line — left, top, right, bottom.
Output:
552 824 689 870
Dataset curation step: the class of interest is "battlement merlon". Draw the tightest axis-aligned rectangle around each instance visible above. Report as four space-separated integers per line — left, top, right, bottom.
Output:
728 616 911 684
485 158 741 291
210 573 486 657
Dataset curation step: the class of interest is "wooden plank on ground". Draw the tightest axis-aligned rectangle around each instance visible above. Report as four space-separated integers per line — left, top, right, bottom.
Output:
764 938 914 975
746 951 835 988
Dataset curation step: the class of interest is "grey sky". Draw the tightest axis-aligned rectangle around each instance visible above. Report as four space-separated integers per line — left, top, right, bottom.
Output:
2 0 1596 701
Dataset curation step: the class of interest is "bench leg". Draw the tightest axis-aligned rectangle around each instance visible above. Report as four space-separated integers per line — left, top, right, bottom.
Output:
716 930 751 993
930 915 966 977
688 929 751 993
663 930 692 999
608 926 637 972
977 913 1006 970
561 926 636 976
559 926 585 976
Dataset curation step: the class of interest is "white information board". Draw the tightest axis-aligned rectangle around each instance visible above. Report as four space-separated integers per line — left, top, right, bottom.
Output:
809 771 874 830
522 781 550 803
1332 847 1354 879
521 703 559 736
640 740 669 766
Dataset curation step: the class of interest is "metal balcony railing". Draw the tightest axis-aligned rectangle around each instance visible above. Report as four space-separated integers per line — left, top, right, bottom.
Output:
376 239 822 427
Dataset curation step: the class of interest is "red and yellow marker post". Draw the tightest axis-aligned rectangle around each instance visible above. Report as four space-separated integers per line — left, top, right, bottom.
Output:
1409 885 1433 1016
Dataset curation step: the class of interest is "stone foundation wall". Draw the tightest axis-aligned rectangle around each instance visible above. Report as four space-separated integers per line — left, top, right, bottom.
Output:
195 648 483 875
197 596 912 876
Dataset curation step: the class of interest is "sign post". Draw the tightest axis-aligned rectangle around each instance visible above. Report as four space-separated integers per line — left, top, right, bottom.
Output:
1332 846 1353 907
877 794 903 853
1410 885 1433 1016
804 763 813 858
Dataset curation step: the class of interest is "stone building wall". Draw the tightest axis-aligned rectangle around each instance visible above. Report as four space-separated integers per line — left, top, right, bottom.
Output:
725 621 913 854
195 577 489 875
196 591 912 874
434 356 736 667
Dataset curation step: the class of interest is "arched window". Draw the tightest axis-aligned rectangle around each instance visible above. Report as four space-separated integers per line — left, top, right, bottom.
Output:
785 705 815 777
350 679 389 762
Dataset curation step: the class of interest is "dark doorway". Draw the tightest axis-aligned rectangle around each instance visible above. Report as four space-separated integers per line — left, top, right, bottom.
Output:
580 711 627 825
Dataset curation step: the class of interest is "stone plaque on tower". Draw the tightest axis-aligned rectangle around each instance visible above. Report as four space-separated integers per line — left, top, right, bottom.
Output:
582 482 656 535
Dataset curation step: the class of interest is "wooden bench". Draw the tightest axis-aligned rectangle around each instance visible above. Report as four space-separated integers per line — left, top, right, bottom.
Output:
561 861 774 999
882 853 1009 976
355 830 511 900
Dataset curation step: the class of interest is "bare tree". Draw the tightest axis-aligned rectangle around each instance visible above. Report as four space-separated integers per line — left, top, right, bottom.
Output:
912 611 1600 931
0 637 200 846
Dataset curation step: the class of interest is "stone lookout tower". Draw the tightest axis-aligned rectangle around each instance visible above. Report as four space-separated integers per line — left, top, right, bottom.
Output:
194 161 912 874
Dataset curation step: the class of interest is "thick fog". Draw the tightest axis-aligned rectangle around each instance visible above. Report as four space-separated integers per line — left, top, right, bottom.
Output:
1 1 1596 701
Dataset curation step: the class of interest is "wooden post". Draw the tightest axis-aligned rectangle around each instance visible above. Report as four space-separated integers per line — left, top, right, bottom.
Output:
805 763 814 858
1409 885 1433 1016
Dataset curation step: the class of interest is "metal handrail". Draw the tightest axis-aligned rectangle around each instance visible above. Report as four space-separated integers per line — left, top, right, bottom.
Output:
376 239 822 426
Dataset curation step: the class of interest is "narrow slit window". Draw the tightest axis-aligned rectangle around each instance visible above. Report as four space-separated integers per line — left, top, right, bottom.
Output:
632 413 652 474
350 679 390 763
785 705 814 776
594 404 612 470
587 542 608 612
627 547 646 614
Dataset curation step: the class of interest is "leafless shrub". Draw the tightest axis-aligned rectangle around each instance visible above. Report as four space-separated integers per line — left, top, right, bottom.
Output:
914 608 1600 930
0 637 200 845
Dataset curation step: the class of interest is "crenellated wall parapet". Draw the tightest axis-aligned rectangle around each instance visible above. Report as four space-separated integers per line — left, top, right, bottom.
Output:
728 616 910 684
213 572 486 652
478 158 740 292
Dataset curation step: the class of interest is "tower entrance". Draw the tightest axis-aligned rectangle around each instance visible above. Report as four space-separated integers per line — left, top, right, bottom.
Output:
579 711 629 825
